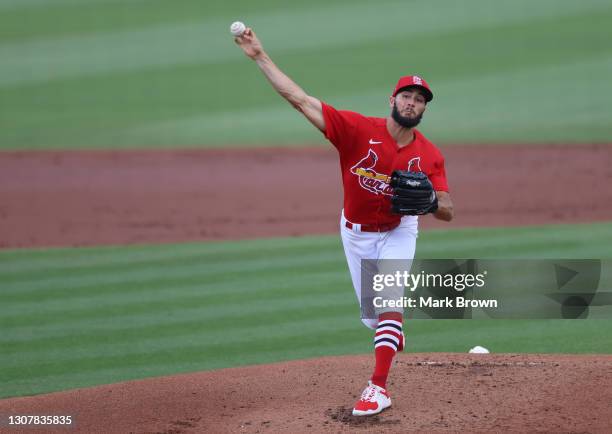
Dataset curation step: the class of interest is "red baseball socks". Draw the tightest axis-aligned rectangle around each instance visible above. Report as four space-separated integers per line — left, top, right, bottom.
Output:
370 318 403 389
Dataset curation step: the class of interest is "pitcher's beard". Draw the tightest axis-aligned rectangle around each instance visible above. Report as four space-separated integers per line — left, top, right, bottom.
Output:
392 103 423 129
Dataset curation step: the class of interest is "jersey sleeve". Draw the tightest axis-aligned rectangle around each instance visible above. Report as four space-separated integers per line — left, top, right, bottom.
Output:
320 102 361 153
429 154 449 192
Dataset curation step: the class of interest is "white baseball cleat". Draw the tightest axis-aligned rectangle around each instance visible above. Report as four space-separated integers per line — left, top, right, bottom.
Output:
352 381 392 416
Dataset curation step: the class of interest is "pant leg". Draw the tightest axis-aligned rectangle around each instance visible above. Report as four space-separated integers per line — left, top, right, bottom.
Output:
379 216 418 261
374 218 419 316
340 212 379 329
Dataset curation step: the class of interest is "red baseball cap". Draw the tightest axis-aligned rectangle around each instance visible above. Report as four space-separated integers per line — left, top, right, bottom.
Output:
393 75 433 102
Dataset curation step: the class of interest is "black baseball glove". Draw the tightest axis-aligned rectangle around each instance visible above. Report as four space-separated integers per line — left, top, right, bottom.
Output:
389 170 438 215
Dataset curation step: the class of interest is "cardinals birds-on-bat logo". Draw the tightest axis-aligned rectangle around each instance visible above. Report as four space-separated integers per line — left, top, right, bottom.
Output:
407 157 422 172
350 149 394 196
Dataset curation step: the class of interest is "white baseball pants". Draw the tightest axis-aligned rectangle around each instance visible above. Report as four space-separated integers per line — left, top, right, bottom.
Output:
340 210 418 329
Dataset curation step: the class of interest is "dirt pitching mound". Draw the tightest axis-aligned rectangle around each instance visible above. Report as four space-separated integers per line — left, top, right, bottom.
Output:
1 353 611 433
1 144 611 248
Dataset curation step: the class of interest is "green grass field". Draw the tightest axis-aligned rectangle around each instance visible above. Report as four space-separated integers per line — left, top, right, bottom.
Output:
2 223 611 399
1 0 612 150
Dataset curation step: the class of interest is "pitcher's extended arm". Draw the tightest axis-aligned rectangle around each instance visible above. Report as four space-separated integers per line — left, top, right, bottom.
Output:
234 28 325 132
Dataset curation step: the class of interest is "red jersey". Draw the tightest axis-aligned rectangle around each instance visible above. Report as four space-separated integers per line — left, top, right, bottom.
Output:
322 102 449 226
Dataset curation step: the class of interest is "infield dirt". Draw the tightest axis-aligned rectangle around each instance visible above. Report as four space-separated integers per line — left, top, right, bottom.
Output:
1 354 611 433
1 144 611 248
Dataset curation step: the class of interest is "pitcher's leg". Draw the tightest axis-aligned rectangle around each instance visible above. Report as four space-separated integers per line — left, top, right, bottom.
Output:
355 225 416 416
371 311 403 388
340 216 379 329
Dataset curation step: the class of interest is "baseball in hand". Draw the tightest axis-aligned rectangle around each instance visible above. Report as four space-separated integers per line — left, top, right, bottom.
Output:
230 21 246 37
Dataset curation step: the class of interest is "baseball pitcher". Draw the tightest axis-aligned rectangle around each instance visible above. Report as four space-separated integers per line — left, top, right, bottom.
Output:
235 27 454 416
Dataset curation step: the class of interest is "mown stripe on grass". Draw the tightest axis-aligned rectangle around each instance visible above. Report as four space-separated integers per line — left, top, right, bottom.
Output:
2 220 611 278
0 284 356 347
0 0 308 43
0 257 346 303
0 247 344 294
0 269 347 321
417 222 612 258
3 2 612 149
1 307 362 365
0 235 337 274
2 0 608 88
0 329 371 399
2 297 358 351
0 272 350 328
3 320 610 399
99 43 612 148
0 320 366 382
